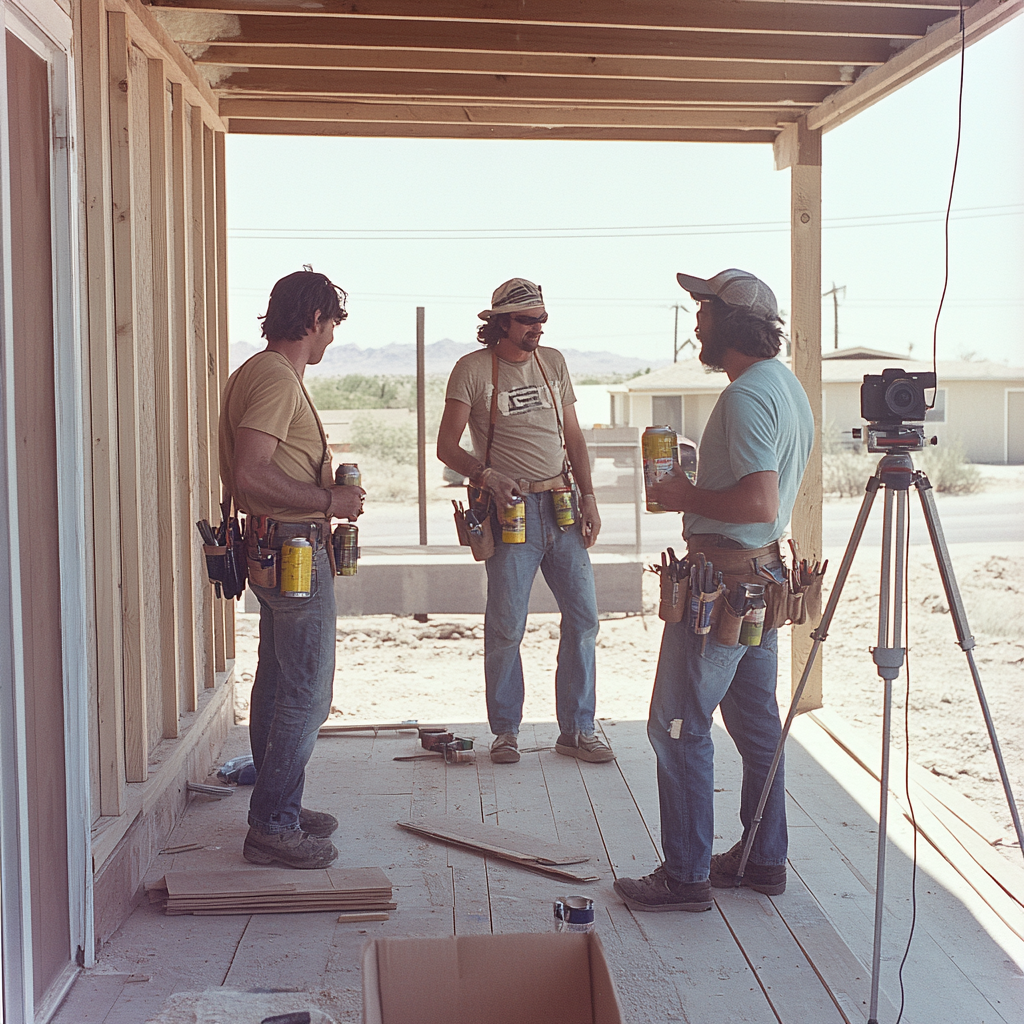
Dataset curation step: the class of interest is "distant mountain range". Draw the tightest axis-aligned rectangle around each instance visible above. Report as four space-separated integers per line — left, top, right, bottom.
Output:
229 338 668 380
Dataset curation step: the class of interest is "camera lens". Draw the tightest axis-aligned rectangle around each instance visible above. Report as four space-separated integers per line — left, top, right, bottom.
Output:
885 379 917 416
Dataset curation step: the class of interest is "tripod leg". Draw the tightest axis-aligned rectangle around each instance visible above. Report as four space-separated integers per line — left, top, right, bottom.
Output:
914 472 1024 859
735 473 882 883
867 485 908 1024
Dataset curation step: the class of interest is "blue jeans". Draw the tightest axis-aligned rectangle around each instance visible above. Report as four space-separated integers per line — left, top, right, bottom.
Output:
248 546 336 834
648 619 787 883
484 491 599 737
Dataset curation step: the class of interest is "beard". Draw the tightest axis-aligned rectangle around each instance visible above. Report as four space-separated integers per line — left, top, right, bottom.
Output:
698 329 728 373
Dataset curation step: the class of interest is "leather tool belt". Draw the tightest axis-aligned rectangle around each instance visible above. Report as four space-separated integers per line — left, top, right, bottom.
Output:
514 473 567 494
686 537 781 575
247 514 330 551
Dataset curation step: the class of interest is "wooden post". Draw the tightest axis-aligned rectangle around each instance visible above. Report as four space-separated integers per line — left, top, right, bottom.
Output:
191 107 215 691
170 81 198 713
79 0 126 814
108 10 148 781
775 117 824 713
416 306 427 547
148 57 181 740
215 130 235 662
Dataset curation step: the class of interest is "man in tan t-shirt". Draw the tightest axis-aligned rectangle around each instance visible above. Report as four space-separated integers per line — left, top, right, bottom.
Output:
219 269 363 869
437 278 614 766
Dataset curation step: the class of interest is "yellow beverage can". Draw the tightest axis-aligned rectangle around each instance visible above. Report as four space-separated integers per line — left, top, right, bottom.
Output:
500 499 526 543
642 425 678 513
280 537 313 597
552 486 575 528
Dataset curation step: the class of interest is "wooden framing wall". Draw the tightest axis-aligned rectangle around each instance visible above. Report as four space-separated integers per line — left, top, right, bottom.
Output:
76 0 230 824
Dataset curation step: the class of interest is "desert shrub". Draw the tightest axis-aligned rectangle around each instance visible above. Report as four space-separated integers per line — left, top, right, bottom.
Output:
821 427 875 497
917 440 983 494
306 374 415 410
350 415 417 465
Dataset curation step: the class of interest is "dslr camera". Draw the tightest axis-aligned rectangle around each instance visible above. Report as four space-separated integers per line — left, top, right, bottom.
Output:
860 367 936 423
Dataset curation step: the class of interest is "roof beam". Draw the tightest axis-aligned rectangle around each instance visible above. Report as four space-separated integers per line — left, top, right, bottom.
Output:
806 0 1023 131
151 0 954 37
218 98 798 130
192 45 857 87
210 67 831 105
225 119 779 143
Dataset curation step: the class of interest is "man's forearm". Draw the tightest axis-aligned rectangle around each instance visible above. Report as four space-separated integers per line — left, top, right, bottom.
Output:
237 460 330 515
685 484 776 524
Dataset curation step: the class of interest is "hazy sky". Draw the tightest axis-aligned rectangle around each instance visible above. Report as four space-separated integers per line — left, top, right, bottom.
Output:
226 17 1023 370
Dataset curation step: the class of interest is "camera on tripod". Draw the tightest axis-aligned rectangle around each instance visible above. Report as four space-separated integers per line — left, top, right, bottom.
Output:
853 367 937 454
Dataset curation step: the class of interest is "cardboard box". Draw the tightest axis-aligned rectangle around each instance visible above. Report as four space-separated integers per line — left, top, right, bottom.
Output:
362 931 624 1024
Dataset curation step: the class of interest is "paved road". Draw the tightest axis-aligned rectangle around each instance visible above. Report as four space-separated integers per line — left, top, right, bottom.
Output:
357 487 1022 554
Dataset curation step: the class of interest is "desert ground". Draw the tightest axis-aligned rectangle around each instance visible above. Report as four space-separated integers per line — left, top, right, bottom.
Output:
231 466 1024 861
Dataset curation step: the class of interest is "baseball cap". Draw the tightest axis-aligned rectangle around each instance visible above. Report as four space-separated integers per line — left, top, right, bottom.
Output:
478 278 545 320
676 268 779 321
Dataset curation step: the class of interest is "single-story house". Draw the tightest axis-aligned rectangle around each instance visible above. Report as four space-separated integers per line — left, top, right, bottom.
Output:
608 348 1024 464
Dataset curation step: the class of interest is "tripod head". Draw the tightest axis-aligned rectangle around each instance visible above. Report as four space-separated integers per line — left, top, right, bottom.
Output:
852 421 937 455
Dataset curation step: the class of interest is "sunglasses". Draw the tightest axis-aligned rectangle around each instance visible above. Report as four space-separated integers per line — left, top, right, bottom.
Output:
511 312 548 325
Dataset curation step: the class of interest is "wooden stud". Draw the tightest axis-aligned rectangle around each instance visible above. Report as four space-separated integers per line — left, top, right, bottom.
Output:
214 130 235 662
784 117 824 714
108 9 149 783
79 0 127 816
203 123 225 677
190 106 216 692
148 57 181 741
170 82 199 713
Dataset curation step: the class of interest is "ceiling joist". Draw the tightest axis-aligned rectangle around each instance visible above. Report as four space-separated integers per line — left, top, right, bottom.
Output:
146 0 1021 143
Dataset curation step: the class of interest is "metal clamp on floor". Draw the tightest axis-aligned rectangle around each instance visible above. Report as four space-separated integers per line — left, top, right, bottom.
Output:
393 727 477 764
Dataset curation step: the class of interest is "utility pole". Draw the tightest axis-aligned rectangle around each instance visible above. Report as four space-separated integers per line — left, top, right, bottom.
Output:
822 282 846 350
671 303 693 361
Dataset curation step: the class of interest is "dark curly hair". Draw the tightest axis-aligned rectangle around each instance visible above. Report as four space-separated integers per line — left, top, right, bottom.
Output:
706 299 784 359
476 314 511 348
260 268 347 342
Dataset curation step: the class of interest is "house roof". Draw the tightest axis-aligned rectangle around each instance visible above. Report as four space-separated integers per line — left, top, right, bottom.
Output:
618 355 1024 392
147 1 1022 143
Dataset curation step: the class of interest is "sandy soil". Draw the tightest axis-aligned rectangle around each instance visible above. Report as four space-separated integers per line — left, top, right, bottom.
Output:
231 469 1024 861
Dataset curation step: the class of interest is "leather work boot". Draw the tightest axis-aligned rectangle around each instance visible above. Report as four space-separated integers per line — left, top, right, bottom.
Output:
490 733 520 764
298 807 339 838
243 827 338 869
614 866 713 913
555 731 615 763
710 840 787 895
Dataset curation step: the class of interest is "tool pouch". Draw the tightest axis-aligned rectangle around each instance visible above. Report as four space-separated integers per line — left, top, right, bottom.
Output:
247 550 278 590
658 574 688 623
764 580 791 629
458 485 495 562
787 573 824 627
716 595 745 646
198 502 247 600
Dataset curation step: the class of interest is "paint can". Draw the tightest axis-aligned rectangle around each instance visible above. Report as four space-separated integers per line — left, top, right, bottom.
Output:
553 896 595 934
552 486 575 529
279 537 313 597
642 425 678 513
500 498 526 543
332 522 359 576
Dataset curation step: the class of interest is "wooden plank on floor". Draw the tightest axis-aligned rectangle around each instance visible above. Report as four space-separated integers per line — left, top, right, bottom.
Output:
586 721 778 1024
786 720 1023 1023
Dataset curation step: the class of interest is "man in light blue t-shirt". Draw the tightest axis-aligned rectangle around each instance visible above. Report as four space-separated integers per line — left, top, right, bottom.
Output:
615 269 813 914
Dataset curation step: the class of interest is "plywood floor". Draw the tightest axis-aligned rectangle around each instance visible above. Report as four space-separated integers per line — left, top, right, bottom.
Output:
54 718 1024 1024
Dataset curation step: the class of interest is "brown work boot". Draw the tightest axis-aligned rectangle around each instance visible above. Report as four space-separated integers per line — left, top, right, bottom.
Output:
614 866 713 913
298 807 338 838
243 827 338 869
710 840 786 895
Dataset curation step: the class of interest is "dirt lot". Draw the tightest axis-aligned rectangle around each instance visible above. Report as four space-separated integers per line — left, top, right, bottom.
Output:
231 470 1024 860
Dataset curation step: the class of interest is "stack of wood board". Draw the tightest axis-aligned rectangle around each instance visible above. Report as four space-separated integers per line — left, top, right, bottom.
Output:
147 866 394 916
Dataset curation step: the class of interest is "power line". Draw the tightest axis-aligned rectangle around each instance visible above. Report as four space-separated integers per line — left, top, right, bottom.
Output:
227 203 1023 242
